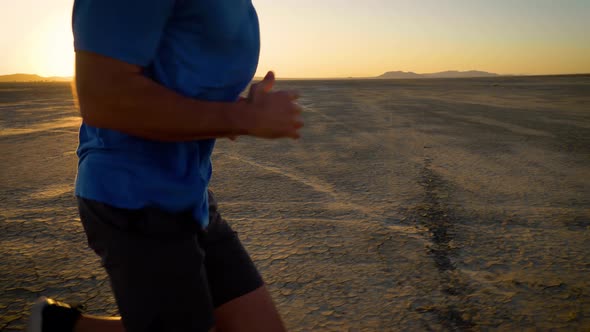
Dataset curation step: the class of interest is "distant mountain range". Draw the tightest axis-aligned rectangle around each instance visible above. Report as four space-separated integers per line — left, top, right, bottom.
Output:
0 74 72 82
377 70 499 79
8 71 574 82
256 70 501 80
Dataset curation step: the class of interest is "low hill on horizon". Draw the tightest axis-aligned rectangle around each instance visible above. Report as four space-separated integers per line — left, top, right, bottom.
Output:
0 74 72 82
378 70 499 79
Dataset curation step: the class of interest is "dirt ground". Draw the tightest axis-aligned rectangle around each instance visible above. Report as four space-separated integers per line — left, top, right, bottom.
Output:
1 76 589 331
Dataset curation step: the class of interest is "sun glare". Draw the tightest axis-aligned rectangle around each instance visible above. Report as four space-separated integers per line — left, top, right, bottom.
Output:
32 11 74 77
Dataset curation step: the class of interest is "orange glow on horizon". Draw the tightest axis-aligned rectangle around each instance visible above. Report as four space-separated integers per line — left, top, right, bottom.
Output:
1 0 589 78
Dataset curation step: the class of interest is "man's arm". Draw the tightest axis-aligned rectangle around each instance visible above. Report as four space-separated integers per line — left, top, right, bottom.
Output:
75 51 302 141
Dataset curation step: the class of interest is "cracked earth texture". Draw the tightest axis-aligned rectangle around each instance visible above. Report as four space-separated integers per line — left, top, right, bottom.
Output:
1 76 589 331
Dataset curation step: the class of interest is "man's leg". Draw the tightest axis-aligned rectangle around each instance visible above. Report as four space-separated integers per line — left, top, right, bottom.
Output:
27 297 125 332
201 191 286 332
74 315 218 332
78 198 216 332
71 286 283 332
74 315 124 332
214 286 284 332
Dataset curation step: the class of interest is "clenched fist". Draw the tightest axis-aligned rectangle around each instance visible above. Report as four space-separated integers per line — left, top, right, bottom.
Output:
240 71 304 139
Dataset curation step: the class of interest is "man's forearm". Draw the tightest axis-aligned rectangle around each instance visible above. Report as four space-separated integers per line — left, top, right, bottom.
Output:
75 53 250 141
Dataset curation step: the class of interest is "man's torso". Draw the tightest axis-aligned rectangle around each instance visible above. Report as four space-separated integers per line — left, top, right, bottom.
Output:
73 0 260 226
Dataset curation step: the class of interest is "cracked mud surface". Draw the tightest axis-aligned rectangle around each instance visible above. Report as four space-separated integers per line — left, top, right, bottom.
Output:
1 76 589 330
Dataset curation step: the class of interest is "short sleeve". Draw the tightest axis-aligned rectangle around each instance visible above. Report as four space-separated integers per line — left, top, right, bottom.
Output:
72 0 175 66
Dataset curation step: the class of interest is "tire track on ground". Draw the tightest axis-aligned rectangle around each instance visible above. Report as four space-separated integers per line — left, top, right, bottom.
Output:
414 154 475 331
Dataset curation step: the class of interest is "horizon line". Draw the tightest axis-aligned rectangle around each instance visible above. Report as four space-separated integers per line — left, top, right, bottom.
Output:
1 72 590 82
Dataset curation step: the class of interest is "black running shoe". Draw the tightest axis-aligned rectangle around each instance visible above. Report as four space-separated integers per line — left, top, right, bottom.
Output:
27 297 83 332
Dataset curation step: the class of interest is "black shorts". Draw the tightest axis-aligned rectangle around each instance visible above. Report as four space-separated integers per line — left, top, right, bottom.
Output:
78 191 263 332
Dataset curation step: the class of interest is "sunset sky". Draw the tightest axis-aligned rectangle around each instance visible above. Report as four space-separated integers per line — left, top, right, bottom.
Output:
0 0 588 78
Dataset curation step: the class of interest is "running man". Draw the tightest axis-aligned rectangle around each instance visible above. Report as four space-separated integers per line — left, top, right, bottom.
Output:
27 0 303 331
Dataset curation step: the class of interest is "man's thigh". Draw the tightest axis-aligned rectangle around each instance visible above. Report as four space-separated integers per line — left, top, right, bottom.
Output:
202 191 284 331
78 197 215 332
200 190 265 308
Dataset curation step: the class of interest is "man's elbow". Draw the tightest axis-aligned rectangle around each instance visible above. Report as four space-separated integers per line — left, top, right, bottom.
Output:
74 79 127 129
74 88 111 128
77 103 103 127
72 75 102 127
74 51 139 128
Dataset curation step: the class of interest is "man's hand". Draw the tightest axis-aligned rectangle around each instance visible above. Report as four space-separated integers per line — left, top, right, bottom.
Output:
241 71 304 139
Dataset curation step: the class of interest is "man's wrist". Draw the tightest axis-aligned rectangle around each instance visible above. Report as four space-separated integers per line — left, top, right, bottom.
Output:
227 101 253 136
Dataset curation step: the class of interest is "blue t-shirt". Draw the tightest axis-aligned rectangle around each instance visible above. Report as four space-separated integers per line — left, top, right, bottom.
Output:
72 0 260 227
